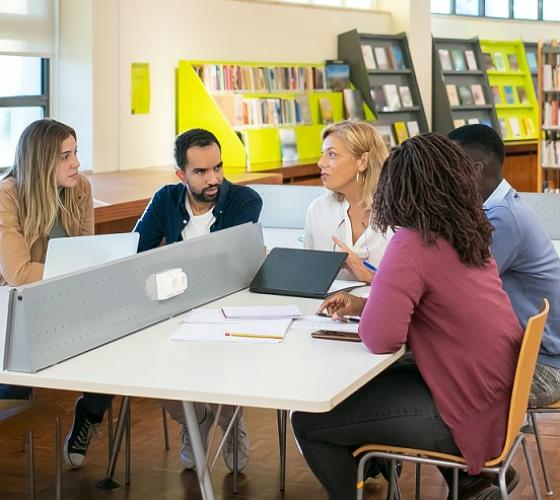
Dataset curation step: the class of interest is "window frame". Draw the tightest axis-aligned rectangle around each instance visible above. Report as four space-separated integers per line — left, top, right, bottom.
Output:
432 0 560 22
0 57 50 116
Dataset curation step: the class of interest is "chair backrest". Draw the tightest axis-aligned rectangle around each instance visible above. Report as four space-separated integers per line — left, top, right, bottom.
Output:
495 299 549 462
248 184 325 229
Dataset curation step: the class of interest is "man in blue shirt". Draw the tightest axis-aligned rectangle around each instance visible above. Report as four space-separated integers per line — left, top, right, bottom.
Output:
449 124 560 407
136 128 262 472
134 127 262 251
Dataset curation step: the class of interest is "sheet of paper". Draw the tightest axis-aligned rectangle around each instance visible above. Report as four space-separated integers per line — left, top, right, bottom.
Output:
221 304 302 319
328 280 366 294
183 308 226 323
170 319 292 343
131 62 150 114
291 315 359 333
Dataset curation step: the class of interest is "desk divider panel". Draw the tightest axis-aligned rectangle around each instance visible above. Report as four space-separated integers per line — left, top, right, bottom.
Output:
248 184 325 229
4 223 265 373
519 193 560 239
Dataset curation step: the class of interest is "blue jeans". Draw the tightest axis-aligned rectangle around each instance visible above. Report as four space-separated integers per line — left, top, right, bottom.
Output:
291 363 459 500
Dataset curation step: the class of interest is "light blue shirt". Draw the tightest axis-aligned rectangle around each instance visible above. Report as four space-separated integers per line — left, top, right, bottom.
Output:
484 182 560 368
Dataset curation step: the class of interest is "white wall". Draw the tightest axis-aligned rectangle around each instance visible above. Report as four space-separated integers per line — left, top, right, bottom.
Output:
115 0 393 171
432 14 558 42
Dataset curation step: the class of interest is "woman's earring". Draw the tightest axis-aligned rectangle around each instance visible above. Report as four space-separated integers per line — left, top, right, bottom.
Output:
356 170 365 185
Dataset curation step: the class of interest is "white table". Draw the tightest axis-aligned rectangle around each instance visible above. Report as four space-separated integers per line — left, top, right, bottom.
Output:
262 227 304 250
0 289 404 499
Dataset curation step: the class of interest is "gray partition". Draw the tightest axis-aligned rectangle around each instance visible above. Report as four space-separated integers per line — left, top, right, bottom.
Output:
249 184 325 229
4 223 265 373
520 193 560 239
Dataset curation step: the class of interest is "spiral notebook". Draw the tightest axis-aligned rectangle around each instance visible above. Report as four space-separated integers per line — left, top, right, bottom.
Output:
221 305 302 319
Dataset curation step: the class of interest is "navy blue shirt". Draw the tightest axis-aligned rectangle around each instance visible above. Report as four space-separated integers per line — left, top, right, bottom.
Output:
134 179 262 252
485 181 560 369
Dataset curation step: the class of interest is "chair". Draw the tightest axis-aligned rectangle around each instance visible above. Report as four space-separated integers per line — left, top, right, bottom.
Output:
527 399 560 496
353 299 549 500
0 399 63 500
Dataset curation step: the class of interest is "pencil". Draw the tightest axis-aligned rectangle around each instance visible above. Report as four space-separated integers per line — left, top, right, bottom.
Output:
225 332 284 340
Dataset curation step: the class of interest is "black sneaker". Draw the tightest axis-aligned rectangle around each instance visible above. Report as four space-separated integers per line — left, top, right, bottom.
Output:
64 397 103 468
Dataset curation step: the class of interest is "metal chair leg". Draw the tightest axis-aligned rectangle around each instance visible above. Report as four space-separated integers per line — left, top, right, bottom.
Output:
27 430 36 500
232 412 239 494
452 468 459 500
97 396 131 489
55 416 61 500
414 463 421 500
530 413 554 495
125 399 131 485
276 409 287 491
162 407 170 450
522 435 543 500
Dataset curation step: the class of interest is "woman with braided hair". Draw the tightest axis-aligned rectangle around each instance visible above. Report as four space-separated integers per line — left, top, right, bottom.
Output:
292 133 523 500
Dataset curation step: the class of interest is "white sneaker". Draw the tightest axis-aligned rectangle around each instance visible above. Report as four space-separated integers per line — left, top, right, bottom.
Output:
221 413 250 472
180 406 215 469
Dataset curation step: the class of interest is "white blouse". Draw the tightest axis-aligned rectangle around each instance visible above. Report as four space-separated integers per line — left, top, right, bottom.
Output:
304 193 392 280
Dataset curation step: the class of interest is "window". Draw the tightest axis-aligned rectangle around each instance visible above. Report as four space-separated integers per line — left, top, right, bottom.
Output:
455 0 479 16
0 55 49 168
432 0 560 21
485 0 509 18
513 0 538 20
543 0 560 21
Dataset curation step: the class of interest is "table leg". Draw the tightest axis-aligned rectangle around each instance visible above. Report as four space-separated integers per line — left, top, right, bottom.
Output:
97 396 131 489
182 401 215 500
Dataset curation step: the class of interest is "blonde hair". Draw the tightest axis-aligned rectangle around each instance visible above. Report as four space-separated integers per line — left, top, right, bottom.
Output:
322 120 389 208
8 119 83 249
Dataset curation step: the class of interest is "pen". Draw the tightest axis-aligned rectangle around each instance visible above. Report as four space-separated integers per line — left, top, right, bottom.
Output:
363 260 378 272
225 332 284 340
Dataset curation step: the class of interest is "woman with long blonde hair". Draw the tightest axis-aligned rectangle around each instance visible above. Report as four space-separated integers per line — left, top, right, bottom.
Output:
304 120 392 283
0 118 112 469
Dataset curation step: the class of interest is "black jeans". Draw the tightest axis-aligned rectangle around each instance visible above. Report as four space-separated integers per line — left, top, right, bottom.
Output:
0 384 112 419
291 363 460 500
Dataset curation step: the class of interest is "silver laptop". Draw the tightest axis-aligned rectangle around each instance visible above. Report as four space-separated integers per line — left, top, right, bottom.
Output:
43 233 139 279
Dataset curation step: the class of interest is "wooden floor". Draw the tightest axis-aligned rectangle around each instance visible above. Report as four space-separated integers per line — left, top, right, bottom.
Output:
1 389 559 499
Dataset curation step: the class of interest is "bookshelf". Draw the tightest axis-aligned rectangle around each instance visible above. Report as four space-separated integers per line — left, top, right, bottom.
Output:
432 37 499 136
525 42 539 93
479 39 539 142
175 60 372 172
338 30 428 148
537 40 560 193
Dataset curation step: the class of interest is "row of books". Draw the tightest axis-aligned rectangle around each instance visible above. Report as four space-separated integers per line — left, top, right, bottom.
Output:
373 120 420 149
481 52 522 72
543 99 560 128
452 118 492 128
214 94 312 127
543 63 560 91
490 85 529 105
438 48 478 72
542 138 560 167
194 64 326 92
446 84 486 107
360 44 406 71
370 84 414 111
499 116 535 139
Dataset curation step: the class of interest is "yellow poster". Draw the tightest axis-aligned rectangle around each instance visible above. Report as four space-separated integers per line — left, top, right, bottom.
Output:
131 63 150 114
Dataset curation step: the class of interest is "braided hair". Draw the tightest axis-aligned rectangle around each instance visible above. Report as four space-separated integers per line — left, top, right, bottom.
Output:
372 133 493 267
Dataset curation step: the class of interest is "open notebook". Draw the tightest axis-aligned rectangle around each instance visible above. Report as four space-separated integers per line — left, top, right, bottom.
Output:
169 306 300 343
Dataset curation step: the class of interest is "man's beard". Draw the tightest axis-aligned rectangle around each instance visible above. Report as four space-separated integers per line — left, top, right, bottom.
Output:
190 184 221 203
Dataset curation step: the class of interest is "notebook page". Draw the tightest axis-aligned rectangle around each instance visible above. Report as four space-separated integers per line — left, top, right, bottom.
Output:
221 305 302 319
292 315 359 333
170 319 292 344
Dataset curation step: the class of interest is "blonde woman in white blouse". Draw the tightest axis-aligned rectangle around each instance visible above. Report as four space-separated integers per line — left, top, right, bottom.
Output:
304 120 392 283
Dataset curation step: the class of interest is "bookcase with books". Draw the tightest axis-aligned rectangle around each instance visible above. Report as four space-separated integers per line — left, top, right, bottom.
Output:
525 42 539 93
175 60 370 172
479 39 539 142
432 37 499 136
338 30 428 149
537 40 560 192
